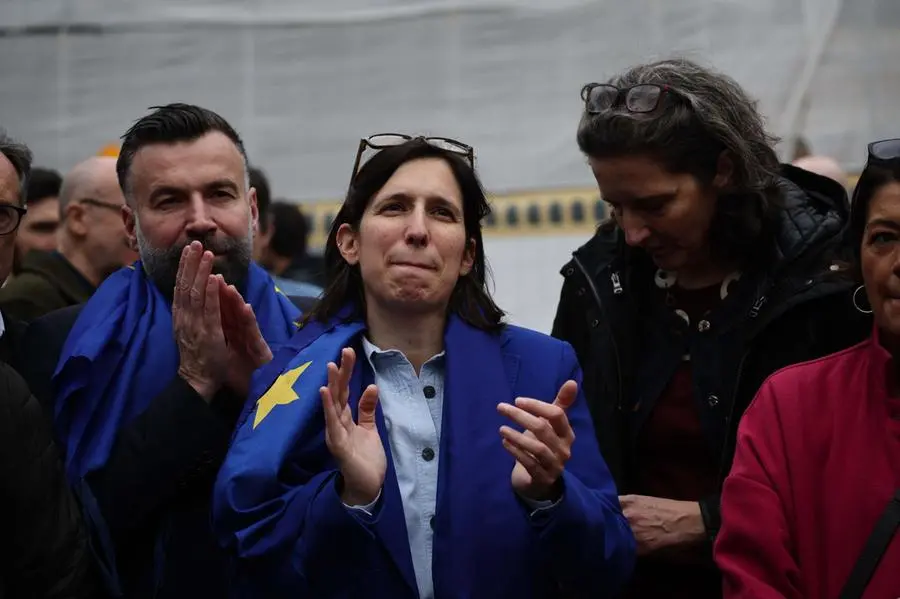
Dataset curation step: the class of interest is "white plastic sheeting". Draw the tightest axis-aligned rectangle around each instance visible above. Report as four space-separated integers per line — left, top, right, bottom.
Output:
0 0 896 202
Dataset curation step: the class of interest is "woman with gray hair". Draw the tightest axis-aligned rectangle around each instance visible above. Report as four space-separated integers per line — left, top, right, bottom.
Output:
552 58 869 597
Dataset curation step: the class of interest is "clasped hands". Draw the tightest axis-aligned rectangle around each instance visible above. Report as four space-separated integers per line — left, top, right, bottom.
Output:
173 241 272 402
320 346 578 506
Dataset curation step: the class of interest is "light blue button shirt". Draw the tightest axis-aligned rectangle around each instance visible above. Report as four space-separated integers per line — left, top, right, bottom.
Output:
343 338 560 599
359 337 444 599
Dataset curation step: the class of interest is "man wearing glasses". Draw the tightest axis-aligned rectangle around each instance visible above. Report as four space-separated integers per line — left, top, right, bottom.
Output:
0 130 99 597
0 155 137 321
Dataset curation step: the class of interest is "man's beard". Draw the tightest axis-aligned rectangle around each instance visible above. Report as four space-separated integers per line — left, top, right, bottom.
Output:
136 219 253 301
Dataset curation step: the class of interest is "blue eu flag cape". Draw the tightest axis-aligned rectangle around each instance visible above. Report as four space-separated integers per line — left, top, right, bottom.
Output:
216 309 366 557
53 261 301 484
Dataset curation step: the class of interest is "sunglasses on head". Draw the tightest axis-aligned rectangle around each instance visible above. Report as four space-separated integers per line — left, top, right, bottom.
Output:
350 133 474 184
866 139 900 167
580 83 679 114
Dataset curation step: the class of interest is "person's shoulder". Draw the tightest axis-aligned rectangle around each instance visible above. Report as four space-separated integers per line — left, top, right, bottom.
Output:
0 271 55 299
27 303 84 338
753 340 869 414
501 324 575 363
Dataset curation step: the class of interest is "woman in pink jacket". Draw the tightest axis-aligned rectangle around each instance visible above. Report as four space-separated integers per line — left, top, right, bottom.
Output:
715 140 900 598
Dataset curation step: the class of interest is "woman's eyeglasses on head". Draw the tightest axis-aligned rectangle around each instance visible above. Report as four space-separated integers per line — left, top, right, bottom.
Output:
350 133 474 184
581 83 678 115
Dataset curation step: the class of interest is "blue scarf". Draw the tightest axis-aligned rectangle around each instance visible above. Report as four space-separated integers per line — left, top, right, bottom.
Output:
53 261 301 483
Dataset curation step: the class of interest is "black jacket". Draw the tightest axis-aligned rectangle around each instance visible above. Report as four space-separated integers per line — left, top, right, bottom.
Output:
0 316 98 598
551 166 870 543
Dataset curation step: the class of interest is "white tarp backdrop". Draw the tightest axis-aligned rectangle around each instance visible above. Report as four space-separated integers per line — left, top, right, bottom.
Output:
1 0 897 203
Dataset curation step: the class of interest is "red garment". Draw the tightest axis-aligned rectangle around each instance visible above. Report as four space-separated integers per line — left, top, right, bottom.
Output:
632 364 719 500
716 334 900 599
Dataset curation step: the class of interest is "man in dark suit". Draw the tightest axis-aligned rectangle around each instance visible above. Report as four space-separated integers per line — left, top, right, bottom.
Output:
0 130 98 598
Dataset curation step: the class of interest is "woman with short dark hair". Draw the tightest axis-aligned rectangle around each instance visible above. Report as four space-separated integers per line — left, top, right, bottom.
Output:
213 135 636 598
552 58 869 597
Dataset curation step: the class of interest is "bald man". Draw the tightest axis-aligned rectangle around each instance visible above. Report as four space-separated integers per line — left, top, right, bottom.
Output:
0 156 138 321
792 155 849 189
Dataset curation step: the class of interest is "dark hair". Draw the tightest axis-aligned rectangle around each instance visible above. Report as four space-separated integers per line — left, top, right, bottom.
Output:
0 130 33 206
249 166 271 233
577 58 784 269
849 161 900 264
269 201 310 259
117 103 248 201
304 138 505 331
26 167 62 205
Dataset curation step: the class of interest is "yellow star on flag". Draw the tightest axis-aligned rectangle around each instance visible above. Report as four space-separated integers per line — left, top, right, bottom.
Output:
253 360 313 429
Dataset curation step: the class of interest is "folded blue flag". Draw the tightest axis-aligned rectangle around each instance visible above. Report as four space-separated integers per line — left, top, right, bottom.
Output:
217 311 365 558
53 261 302 484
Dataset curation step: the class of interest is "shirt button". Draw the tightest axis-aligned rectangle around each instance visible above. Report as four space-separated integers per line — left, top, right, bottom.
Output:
422 447 435 461
707 394 720 407
423 385 436 399
697 319 711 332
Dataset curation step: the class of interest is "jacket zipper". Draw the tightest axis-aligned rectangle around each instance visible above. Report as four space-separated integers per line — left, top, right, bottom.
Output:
611 272 623 295
573 256 625 411
716 293 766 484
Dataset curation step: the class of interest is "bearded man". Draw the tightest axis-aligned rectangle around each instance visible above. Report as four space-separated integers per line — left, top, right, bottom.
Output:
20 104 300 599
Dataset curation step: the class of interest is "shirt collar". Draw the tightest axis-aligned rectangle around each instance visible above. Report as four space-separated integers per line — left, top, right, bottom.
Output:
361 337 445 370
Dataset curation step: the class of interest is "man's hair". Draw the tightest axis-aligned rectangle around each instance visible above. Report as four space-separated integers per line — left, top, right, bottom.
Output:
249 166 272 233
269 201 310 259
0 130 33 206
26 167 62 205
116 103 249 201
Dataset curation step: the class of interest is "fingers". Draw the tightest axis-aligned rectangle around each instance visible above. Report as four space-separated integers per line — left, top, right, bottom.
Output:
507 397 575 441
356 384 379 427
190 250 215 311
337 348 356 396
618 494 636 509
218 278 238 326
500 437 555 484
499 425 561 467
178 242 202 302
553 380 578 410
326 361 341 404
202 274 223 331
174 245 189 310
501 437 541 472
173 244 196 319
497 401 572 457
320 385 344 445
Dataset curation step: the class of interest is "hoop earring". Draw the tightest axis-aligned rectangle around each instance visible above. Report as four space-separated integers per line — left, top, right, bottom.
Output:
852 285 873 315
